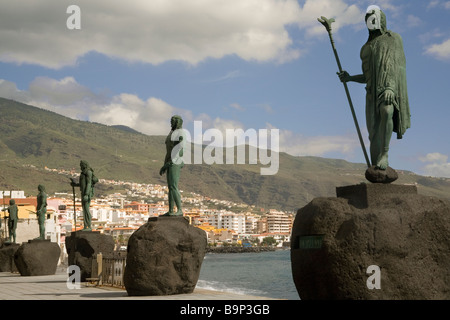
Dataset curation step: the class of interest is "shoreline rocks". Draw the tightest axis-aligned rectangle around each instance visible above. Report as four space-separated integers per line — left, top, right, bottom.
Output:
206 246 278 254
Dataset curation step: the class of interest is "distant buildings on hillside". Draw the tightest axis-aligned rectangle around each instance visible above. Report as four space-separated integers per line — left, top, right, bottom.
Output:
1 178 294 254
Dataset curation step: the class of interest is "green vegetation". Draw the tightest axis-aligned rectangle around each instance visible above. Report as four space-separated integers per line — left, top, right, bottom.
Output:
261 237 277 247
1 97 450 211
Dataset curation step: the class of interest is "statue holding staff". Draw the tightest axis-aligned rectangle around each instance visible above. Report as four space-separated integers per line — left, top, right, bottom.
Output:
338 5 411 171
71 160 98 230
1 199 18 243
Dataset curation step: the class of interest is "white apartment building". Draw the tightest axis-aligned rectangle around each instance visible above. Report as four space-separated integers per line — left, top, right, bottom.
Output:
91 207 123 223
0 190 26 199
206 212 247 234
266 210 293 234
244 214 259 234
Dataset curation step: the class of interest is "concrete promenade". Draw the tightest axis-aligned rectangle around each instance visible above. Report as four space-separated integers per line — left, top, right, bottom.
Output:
0 270 278 300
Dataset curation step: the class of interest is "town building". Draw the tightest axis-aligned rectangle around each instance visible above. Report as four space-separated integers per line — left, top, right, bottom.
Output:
205 211 247 234
266 209 293 234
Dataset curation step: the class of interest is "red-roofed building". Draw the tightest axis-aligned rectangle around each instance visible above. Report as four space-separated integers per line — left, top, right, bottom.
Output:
124 202 149 212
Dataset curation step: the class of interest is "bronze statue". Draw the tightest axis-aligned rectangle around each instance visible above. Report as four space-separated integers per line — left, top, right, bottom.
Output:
71 160 97 230
159 115 185 216
1 199 18 243
338 5 410 170
36 184 47 239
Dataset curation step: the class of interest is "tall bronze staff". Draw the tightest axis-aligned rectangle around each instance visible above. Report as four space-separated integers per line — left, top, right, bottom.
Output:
1 191 7 240
70 178 77 234
318 16 371 168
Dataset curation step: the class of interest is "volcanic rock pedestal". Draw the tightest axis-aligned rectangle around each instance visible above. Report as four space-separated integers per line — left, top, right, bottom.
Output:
66 231 115 281
365 165 398 183
291 183 450 299
14 240 60 276
0 243 20 272
124 216 207 296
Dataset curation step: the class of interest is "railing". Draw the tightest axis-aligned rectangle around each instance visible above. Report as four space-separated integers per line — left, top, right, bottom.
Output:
90 252 127 288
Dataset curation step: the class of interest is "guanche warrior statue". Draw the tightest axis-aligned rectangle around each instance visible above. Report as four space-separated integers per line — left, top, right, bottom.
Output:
71 160 98 230
339 5 410 170
1 199 18 243
36 184 47 239
159 115 185 216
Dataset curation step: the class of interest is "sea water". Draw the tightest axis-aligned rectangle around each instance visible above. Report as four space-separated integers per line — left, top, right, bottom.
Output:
197 249 300 300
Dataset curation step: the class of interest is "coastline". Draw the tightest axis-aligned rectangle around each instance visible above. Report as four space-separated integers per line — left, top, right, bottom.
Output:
205 246 284 254
199 248 298 299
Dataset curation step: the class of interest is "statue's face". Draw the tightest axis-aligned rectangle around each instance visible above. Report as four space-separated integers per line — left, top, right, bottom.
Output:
365 5 381 31
170 116 182 129
366 12 380 30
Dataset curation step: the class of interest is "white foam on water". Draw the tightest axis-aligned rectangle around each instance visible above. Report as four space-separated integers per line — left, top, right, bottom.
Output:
196 280 268 297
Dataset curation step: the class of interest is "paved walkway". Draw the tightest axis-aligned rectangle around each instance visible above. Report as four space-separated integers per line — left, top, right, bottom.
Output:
0 271 278 300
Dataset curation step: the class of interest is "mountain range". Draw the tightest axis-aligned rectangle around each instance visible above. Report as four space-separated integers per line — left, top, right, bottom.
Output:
1 97 449 212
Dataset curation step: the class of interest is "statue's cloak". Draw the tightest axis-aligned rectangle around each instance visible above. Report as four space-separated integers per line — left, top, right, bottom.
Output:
360 11 410 140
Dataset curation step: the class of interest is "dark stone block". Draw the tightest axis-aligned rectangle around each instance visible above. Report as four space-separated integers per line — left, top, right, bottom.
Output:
14 240 61 276
291 184 450 300
336 183 417 209
124 216 207 296
66 231 114 281
0 243 20 272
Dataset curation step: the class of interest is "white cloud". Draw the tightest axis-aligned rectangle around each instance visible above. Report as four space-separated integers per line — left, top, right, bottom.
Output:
419 28 446 44
297 0 363 37
0 79 29 102
258 104 274 114
406 15 422 28
425 38 450 60
0 0 302 68
427 0 450 10
229 103 245 112
419 152 450 178
209 70 242 83
89 94 192 135
0 76 190 135
276 127 359 157
419 152 448 163
427 0 441 9
0 0 376 69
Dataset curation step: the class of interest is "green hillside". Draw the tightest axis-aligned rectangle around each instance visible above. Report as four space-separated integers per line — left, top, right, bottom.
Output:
1 97 450 211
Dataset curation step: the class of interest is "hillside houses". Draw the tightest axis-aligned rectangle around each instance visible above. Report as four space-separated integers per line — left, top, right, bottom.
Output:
1 179 294 250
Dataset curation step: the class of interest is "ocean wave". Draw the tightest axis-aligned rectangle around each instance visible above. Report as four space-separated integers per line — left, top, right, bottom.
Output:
196 280 268 297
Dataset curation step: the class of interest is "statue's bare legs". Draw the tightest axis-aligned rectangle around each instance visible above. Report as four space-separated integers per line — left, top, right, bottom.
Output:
376 102 394 170
162 164 183 216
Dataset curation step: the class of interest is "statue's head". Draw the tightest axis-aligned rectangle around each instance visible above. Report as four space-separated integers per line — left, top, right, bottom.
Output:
365 5 386 33
80 160 89 170
171 115 183 130
9 199 15 205
38 184 45 192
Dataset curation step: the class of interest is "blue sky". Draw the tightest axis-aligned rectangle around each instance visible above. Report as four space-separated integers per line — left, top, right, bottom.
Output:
0 0 449 178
